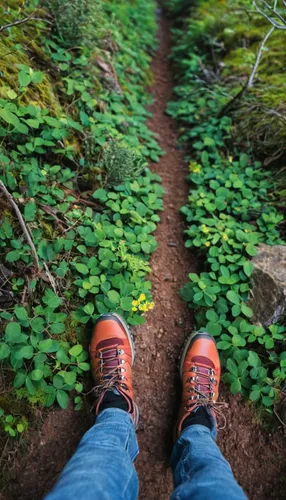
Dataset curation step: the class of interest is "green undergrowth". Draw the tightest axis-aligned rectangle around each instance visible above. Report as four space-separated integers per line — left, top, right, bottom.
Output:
165 0 285 414
166 0 286 199
0 0 162 437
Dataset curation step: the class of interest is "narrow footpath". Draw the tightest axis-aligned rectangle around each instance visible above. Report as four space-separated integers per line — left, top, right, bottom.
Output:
3 15 285 500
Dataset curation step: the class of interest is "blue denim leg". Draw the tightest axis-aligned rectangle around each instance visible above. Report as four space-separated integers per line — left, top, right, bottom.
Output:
45 408 139 500
171 424 247 500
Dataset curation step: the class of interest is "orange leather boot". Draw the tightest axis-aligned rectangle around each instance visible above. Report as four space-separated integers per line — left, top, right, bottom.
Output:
176 331 221 437
90 313 139 427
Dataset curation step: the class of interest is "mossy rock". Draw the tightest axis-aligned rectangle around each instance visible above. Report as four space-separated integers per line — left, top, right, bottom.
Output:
249 244 286 326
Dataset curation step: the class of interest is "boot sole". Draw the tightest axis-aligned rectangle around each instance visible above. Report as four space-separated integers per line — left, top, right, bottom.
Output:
179 331 217 379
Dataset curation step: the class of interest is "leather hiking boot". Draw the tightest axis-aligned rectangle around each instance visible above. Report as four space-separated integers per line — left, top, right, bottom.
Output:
176 331 221 437
89 313 139 427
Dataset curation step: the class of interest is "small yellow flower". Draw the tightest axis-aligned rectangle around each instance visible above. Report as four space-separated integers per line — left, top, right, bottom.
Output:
228 156 233 163
132 307 137 312
132 300 138 306
189 161 201 174
139 293 146 302
222 233 228 241
205 241 211 247
201 224 209 234
148 302 155 310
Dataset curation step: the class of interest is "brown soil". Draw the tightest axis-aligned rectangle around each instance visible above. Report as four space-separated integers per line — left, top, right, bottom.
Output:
1 15 285 500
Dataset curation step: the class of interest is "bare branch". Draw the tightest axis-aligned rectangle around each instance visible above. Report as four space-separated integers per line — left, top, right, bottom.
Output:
43 262 57 294
0 11 52 33
253 0 286 29
0 180 40 273
247 26 275 87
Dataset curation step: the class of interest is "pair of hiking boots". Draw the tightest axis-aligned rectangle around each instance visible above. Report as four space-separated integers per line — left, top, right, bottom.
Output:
90 313 221 436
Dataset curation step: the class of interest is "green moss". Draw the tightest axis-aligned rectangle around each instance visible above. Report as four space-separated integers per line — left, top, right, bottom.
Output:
0 393 30 416
0 16 61 114
15 388 47 407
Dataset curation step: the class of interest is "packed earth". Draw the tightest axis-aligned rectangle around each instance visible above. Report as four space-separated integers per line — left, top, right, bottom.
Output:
0 1 286 499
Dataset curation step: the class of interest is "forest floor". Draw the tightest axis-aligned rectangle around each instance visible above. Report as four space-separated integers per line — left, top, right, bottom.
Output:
1 15 285 500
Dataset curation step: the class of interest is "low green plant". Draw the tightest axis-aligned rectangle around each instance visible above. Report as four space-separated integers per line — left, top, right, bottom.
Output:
166 4 285 413
0 408 28 438
0 0 163 424
98 140 147 185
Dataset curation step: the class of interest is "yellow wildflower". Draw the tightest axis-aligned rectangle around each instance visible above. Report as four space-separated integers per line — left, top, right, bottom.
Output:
132 300 138 306
132 307 137 312
189 161 201 174
148 302 155 310
201 224 209 234
205 241 211 247
139 293 146 302
228 156 233 163
222 233 228 241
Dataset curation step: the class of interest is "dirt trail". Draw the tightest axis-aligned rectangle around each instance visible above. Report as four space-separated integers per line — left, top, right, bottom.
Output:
2 15 285 500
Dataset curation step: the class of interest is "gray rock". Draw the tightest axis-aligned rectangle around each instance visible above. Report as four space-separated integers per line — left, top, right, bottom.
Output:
249 244 286 326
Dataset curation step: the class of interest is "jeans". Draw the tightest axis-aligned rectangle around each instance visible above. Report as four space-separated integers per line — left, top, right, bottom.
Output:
45 408 246 500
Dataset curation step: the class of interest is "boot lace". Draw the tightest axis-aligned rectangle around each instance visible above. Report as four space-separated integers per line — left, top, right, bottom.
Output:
93 347 129 397
185 364 227 429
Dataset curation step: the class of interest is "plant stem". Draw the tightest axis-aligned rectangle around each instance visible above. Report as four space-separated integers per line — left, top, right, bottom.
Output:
0 180 40 273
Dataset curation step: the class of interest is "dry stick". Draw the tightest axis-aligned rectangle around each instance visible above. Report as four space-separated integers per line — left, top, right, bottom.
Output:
247 26 275 87
253 0 286 29
0 180 40 272
43 262 57 294
0 13 52 33
219 25 275 117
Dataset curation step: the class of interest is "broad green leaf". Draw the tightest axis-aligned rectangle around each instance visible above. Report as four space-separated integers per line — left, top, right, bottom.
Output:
248 351 261 368
227 358 238 376
226 290 240 305
31 369 43 381
69 345 83 357
56 389 69 409
14 371 26 388
5 322 22 342
24 201 36 222
75 263 89 275
249 390 260 401
83 302 94 315
108 290 120 303
0 343 10 359
38 339 53 352
78 362 90 371
6 250 20 262
42 289 62 309
230 378 241 394
241 303 253 318
243 261 254 277
14 306 28 323
15 345 33 359
19 70 31 87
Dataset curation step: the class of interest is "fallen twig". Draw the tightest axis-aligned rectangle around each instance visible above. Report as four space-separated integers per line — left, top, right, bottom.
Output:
0 12 52 33
0 180 40 273
43 262 57 294
247 26 274 87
